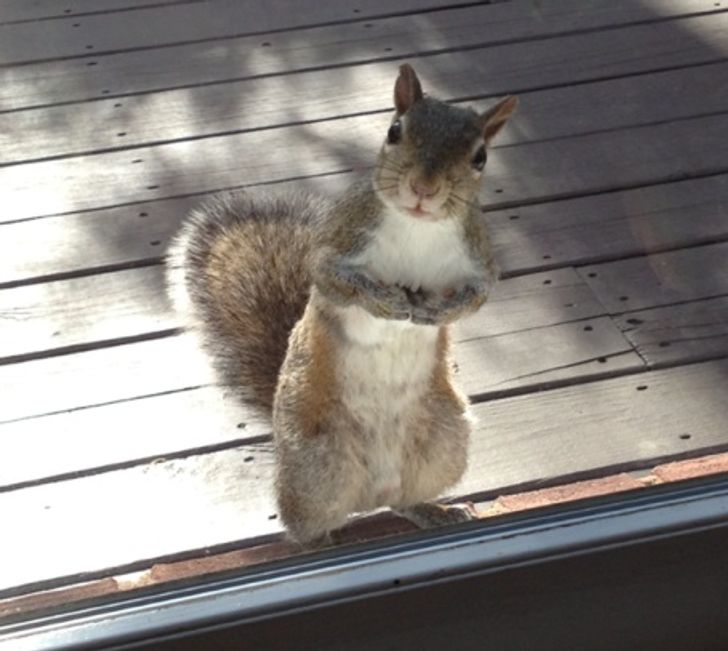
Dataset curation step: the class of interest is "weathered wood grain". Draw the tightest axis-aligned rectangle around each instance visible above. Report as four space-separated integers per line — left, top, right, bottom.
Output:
0 335 214 424
1 0 718 68
0 385 270 488
0 0 476 64
488 174 728 275
455 317 640 399
578 241 728 314
5 3 728 114
0 0 202 24
3 105 728 222
2 357 727 594
0 265 603 360
614 296 728 367
5 49 728 166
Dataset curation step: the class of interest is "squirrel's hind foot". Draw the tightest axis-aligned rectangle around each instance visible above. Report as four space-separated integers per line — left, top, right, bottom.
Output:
395 502 478 529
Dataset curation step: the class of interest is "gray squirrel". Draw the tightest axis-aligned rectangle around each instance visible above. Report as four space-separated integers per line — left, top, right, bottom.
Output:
167 64 517 544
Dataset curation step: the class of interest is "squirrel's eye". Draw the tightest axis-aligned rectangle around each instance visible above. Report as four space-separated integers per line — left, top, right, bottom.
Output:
387 120 402 145
472 145 487 171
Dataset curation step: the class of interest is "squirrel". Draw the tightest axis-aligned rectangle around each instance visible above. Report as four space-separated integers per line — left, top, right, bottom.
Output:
167 64 517 545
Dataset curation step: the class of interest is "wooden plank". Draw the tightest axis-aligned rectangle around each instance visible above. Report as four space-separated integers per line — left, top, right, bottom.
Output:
461 359 728 497
4 170 728 289
1 0 718 68
4 102 728 222
614 296 728 367
0 335 214 424
2 357 727 594
3 7 726 114
0 0 201 24
488 173 728 274
0 316 639 425
0 386 269 488
0 0 501 65
578 241 728 313
6 48 728 167
0 266 603 360
455 317 639 398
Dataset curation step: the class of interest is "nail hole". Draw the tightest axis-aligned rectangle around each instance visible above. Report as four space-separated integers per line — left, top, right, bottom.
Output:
117 132 127 137
597 357 607 363
564 303 574 308
509 214 519 220
149 240 161 246
384 47 392 52
494 188 503 193
393 579 401 586
85 45 94 49
353 8 360 12
72 22 80 27
636 385 648 391
679 433 691 440
583 325 593 332
138 212 148 217
619 296 629 302
244 455 254 462
587 272 597 278
146 184 160 190
626 318 643 326
114 103 122 108
543 279 552 285
52 330 61 337
86 61 98 66
261 41 271 46
542 254 552 260
132 158 143 163
364 23 372 27
102 90 110 95
236 422 247 429
268 514 278 520
64 8 72 13
658 341 671 348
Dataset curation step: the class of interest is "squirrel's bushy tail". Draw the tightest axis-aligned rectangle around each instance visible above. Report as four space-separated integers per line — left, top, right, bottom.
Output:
167 191 327 416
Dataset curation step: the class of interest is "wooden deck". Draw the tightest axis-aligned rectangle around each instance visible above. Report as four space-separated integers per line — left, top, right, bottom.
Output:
2 0 728 609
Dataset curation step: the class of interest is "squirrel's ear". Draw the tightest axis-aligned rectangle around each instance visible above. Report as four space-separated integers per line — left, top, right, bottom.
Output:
394 64 423 115
480 96 518 144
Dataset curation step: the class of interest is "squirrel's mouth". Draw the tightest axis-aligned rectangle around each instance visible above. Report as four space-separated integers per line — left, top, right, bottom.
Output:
406 206 428 217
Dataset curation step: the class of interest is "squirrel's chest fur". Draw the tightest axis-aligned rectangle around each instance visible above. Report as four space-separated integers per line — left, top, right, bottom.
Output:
331 207 474 505
354 206 477 292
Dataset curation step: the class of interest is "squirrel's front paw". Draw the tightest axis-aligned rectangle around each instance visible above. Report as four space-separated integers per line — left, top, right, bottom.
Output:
368 284 412 320
410 285 485 325
343 269 411 320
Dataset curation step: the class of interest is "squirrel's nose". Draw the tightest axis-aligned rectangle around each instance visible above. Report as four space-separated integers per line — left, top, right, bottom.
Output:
410 178 440 199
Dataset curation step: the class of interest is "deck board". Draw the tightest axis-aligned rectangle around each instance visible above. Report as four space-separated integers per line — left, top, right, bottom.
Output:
578 242 728 314
5 53 728 166
1 0 728 603
2 358 728 595
2 0 716 68
0 0 470 64
0 0 203 24
614 297 728 367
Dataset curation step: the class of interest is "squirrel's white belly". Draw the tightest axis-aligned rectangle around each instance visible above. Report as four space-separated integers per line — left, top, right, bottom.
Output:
337 308 439 509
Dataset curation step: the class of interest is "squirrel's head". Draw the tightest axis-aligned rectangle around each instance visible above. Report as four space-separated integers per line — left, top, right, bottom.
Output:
374 64 517 221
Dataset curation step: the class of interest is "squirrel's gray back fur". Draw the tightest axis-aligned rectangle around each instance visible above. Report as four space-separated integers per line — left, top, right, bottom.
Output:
166 190 330 416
